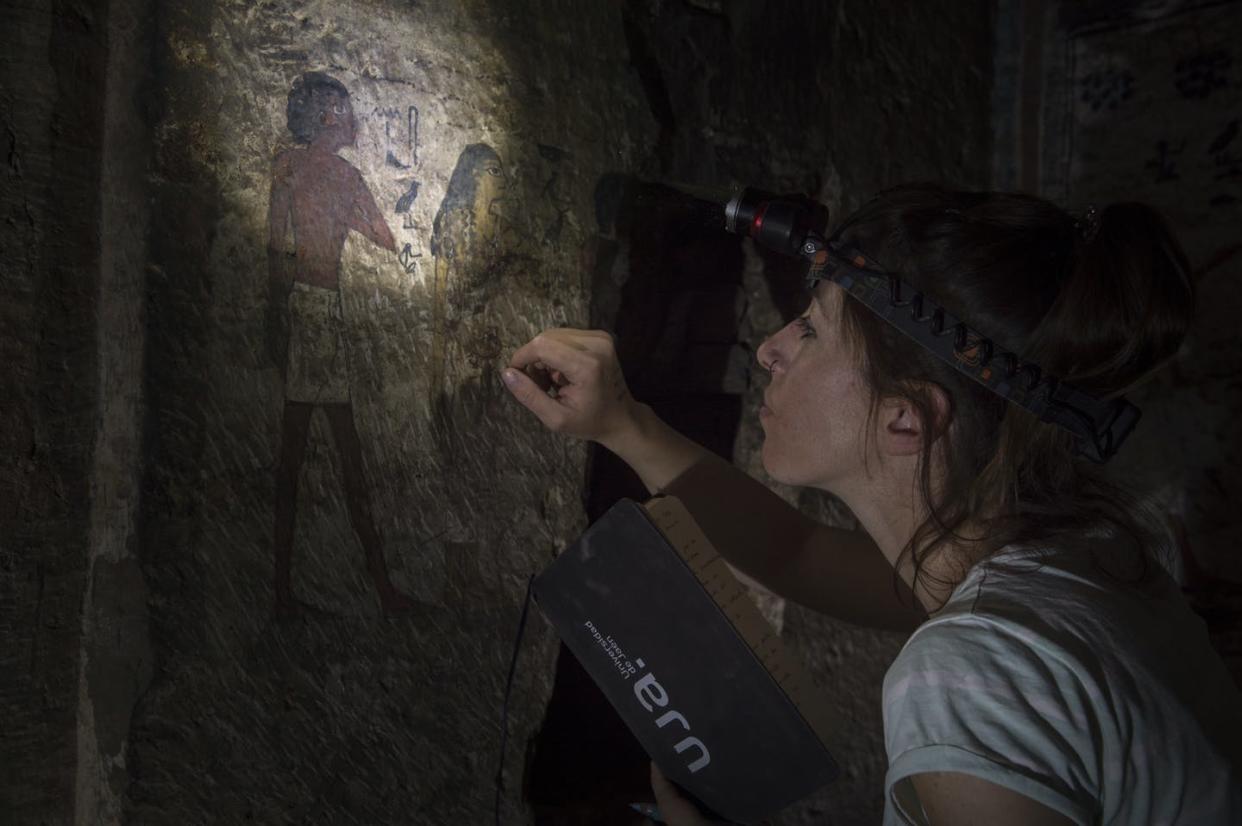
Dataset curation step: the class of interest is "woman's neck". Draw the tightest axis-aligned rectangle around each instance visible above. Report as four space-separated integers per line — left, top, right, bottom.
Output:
835 466 987 616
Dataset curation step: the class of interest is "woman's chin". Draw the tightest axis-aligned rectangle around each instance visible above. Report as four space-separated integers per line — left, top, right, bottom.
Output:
759 446 790 485
761 447 824 489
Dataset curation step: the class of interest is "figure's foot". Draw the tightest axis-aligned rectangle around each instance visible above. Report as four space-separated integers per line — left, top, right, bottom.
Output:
275 590 321 620
378 588 434 618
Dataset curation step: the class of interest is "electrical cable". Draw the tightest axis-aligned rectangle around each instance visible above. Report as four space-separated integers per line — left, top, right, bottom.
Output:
494 574 536 826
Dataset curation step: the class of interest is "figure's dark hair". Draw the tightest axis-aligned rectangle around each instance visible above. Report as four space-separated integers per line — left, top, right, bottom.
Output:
430 143 502 257
832 184 1195 607
286 72 349 144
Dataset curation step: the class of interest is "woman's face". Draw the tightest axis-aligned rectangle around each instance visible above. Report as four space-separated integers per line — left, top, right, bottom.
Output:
756 282 874 491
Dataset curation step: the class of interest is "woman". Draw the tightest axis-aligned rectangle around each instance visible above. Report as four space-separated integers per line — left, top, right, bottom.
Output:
501 185 1242 824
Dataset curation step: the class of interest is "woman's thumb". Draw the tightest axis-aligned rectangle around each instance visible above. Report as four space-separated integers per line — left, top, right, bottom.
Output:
650 762 710 825
501 368 561 428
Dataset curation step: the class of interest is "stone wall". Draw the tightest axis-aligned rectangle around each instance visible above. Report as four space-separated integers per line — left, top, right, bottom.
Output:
2 1 995 823
126 1 641 822
1 1 109 822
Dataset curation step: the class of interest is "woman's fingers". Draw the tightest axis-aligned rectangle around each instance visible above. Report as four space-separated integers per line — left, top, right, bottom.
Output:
504 328 635 444
508 331 594 379
511 328 615 365
572 328 616 352
501 367 572 431
649 762 712 826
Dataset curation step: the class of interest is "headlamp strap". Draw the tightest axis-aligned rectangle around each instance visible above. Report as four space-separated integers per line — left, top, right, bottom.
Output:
800 237 1140 463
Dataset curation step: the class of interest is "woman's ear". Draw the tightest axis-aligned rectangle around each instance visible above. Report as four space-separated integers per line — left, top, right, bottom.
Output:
878 384 950 457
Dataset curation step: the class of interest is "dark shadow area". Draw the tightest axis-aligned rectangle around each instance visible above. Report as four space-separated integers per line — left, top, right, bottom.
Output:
525 176 748 823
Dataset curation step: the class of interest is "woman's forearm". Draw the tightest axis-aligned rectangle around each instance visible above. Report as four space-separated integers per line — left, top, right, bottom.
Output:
597 402 710 495
597 402 814 582
600 405 925 631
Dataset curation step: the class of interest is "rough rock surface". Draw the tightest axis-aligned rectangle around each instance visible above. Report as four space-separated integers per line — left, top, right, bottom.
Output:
126 1 649 822
2 1 995 824
1 1 110 822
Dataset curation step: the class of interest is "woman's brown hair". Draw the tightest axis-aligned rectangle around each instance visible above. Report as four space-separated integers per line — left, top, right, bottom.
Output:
831 184 1195 607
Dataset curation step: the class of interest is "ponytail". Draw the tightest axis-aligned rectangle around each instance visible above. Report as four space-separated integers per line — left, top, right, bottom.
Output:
1027 202 1195 396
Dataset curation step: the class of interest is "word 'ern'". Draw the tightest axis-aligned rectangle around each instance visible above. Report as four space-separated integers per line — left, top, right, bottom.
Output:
633 659 711 773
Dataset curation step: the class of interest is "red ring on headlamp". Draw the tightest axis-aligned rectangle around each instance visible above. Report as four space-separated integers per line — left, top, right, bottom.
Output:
750 203 768 237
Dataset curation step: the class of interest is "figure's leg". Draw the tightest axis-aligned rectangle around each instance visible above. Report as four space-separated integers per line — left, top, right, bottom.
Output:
274 401 315 614
323 403 416 614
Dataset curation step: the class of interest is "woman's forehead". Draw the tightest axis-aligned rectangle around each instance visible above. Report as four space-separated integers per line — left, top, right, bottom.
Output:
811 281 844 316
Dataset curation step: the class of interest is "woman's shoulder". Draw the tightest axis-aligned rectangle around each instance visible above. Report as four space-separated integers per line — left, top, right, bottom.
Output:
887 536 1241 746
934 537 1180 628
883 540 1242 824
904 539 1182 667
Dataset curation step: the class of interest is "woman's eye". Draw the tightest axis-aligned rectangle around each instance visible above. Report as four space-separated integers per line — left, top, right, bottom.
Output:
333 103 346 115
795 315 816 338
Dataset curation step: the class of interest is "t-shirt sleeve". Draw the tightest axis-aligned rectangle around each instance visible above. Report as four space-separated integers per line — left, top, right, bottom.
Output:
882 616 1101 826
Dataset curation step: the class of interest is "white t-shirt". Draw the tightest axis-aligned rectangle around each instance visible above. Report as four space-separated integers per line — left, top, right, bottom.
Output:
881 540 1242 825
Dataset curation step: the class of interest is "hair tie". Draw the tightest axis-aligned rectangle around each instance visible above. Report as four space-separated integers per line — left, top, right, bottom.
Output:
1076 205 1102 243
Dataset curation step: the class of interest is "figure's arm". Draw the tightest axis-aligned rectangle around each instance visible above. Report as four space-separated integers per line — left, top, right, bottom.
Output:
265 153 295 370
504 330 927 632
267 152 294 288
349 170 397 252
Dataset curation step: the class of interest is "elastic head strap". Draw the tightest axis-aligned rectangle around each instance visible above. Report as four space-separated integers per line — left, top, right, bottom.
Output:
802 237 1139 463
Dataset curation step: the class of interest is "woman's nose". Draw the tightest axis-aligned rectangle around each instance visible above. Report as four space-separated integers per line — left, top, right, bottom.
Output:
757 332 779 373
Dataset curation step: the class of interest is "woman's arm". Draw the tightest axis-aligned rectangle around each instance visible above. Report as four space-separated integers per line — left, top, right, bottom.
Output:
912 773 1077 826
504 329 925 632
659 449 925 631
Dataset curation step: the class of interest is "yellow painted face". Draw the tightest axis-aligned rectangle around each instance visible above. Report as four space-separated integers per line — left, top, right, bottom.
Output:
473 157 507 221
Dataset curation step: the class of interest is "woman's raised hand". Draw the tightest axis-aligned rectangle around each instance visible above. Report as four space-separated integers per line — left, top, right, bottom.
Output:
502 328 639 446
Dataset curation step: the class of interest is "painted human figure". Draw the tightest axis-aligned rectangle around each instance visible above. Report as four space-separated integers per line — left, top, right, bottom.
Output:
267 71 415 615
428 143 510 401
